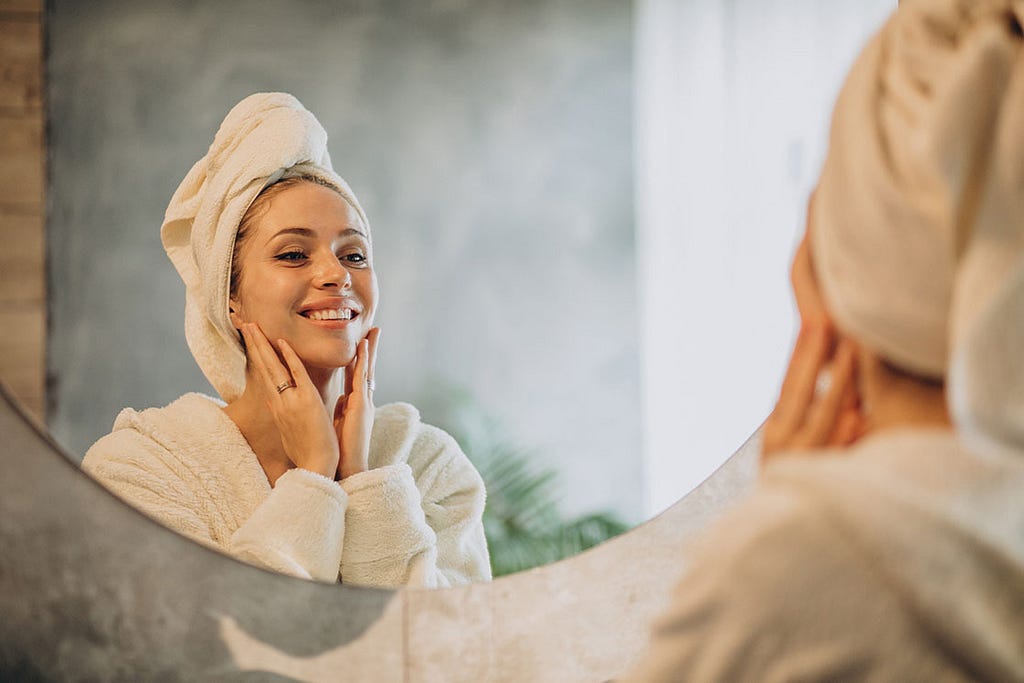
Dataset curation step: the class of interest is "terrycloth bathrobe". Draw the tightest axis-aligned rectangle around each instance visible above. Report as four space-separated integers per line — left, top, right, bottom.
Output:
83 393 491 587
618 430 1024 682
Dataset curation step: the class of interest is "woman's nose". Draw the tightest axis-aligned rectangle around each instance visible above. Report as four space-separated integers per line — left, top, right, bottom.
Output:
314 255 352 290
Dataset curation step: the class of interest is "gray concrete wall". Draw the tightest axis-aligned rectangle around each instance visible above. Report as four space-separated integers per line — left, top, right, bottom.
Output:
47 0 639 521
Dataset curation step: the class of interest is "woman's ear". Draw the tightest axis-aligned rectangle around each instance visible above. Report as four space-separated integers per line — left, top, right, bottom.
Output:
228 299 243 329
791 234 834 333
792 193 835 332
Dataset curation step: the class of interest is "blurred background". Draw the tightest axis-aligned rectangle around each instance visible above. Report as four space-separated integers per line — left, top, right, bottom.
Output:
1 0 892 568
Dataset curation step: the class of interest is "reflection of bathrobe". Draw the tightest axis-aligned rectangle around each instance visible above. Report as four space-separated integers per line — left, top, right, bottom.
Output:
83 393 491 587
620 430 1024 682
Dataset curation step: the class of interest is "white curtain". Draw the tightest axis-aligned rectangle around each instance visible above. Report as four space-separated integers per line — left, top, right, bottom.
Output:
635 0 895 516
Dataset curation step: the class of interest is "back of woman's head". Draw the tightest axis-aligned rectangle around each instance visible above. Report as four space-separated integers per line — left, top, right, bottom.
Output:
811 0 1024 458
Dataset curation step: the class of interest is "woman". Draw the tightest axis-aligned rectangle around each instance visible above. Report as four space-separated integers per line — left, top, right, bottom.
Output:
83 93 491 587
621 0 1024 680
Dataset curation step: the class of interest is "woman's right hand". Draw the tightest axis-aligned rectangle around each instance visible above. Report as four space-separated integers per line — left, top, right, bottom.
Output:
241 323 340 479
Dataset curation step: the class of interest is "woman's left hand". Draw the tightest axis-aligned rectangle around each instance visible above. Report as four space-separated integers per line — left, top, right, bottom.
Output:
334 327 380 480
762 220 865 461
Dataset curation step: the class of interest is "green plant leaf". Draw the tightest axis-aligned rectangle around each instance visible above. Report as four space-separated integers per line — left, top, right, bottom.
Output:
432 386 634 577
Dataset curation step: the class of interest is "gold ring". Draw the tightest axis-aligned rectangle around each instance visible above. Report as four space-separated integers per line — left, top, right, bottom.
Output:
275 380 295 394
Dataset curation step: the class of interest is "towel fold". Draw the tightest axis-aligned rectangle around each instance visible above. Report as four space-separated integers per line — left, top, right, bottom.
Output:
160 93 369 401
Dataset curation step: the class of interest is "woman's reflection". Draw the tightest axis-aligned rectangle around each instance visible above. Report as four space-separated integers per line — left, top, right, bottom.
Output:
82 93 491 587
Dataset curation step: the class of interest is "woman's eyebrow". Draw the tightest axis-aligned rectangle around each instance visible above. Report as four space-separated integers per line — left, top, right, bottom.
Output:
269 226 367 240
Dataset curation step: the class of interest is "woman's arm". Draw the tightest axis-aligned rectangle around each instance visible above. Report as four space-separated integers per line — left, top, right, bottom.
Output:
337 422 490 588
82 428 348 582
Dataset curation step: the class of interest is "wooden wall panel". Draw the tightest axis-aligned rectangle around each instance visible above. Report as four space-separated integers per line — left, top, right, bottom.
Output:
0 5 45 419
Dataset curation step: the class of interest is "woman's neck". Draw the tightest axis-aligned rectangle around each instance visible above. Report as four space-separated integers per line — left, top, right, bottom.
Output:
222 367 342 485
860 352 952 435
306 366 343 405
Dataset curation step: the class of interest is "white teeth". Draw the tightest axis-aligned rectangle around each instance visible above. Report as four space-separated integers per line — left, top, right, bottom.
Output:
307 309 353 321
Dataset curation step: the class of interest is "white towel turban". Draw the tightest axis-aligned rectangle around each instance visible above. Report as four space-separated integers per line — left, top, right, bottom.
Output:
812 0 1024 459
160 93 370 402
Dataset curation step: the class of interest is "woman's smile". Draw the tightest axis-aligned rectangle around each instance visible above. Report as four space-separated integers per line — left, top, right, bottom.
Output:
298 297 362 327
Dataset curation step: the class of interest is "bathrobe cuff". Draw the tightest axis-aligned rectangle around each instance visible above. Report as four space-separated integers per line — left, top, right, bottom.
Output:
230 468 348 583
339 463 437 584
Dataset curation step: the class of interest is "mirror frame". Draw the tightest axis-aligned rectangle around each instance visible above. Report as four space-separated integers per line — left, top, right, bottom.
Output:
0 381 759 681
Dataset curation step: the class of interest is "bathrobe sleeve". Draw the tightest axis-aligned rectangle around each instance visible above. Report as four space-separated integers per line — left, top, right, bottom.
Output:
83 398 489 588
337 420 491 588
82 428 348 583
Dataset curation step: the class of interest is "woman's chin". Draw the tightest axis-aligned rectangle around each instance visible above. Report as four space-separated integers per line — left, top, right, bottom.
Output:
297 351 356 372
284 339 358 374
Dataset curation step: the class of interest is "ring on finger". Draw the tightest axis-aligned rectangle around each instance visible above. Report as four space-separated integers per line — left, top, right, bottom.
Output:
366 377 375 392
814 369 832 398
275 379 296 394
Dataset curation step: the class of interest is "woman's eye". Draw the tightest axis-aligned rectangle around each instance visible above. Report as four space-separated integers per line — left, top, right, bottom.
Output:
275 251 307 262
339 252 367 265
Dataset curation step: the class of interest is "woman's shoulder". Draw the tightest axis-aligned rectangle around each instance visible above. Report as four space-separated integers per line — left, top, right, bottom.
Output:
371 402 461 462
373 401 454 446
371 402 481 489
109 393 225 441
86 393 228 467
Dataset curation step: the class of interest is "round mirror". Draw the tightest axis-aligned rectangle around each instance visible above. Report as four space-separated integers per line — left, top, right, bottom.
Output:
44 0 894 577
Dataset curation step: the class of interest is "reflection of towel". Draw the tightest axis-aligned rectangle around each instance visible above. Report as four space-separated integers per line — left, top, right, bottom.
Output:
160 93 369 401
813 0 1024 460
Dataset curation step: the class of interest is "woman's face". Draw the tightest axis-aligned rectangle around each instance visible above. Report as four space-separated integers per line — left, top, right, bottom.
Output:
228 182 377 372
